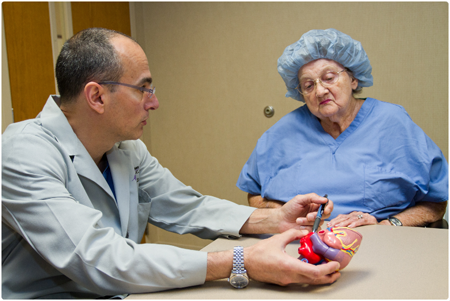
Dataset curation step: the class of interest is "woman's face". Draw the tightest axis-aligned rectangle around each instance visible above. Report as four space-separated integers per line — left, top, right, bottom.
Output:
298 59 358 122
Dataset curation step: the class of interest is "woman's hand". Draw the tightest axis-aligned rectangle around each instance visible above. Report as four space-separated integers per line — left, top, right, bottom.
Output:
327 211 378 228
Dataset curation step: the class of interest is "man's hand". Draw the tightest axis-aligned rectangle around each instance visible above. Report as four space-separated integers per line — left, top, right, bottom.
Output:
279 193 333 232
240 193 333 234
245 229 340 285
206 229 340 285
208 195 339 285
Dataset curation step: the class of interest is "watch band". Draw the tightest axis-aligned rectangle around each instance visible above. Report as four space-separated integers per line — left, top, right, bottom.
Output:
229 246 249 288
232 246 246 274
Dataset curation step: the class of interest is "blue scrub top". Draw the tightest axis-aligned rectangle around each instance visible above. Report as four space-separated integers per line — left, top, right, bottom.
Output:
237 98 448 221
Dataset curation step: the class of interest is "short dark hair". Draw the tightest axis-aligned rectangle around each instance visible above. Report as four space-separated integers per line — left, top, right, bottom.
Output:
55 27 135 103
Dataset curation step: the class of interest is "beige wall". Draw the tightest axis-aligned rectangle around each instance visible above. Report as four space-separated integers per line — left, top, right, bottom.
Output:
133 2 448 249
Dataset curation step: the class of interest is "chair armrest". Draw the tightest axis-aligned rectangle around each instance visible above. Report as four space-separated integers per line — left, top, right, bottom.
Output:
425 219 448 229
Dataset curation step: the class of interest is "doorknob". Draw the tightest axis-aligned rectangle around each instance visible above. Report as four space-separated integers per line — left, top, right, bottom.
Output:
264 106 274 118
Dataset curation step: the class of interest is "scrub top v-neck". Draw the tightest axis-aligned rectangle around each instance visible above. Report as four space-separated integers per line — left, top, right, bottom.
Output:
308 98 371 155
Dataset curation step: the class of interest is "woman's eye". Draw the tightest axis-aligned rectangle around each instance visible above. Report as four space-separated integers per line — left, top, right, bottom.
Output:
323 73 336 82
303 82 313 90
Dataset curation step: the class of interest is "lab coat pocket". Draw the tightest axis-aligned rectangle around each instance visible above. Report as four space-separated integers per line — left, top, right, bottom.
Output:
137 189 152 240
363 166 417 211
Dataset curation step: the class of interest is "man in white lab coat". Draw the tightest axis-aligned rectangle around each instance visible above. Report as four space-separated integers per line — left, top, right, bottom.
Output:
2 28 340 299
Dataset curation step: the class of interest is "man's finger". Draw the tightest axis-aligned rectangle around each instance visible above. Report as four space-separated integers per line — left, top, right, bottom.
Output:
297 260 341 281
278 228 309 244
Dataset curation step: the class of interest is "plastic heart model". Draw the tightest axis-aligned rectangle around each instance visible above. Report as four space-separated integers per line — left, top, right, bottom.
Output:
298 227 363 270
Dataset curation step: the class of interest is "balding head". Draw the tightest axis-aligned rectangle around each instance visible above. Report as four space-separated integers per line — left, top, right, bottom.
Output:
55 27 139 104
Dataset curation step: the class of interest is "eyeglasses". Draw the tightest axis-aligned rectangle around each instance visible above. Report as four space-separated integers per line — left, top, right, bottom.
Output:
98 81 156 99
297 69 346 95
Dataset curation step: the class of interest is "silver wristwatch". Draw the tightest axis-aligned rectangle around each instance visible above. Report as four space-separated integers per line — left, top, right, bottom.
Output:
228 246 249 289
388 216 403 226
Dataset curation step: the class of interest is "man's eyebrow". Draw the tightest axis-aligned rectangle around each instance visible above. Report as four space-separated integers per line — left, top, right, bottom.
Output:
138 77 153 86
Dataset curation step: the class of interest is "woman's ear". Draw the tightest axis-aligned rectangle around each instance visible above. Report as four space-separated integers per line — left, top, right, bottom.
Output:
84 82 105 114
351 76 359 91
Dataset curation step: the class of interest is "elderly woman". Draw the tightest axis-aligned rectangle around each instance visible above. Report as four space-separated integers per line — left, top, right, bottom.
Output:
237 29 448 227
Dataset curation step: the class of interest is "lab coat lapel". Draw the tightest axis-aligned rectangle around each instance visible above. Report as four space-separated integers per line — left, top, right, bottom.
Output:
107 144 131 237
72 153 116 202
39 95 117 202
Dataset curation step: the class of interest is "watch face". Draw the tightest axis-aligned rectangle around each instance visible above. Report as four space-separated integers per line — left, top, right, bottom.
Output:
389 217 402 226
230 275 249 288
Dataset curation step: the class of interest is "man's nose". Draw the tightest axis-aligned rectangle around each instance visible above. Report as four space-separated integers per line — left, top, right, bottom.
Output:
145 94 159 111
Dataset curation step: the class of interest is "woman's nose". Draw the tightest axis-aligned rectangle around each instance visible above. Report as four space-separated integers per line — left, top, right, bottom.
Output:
315 81 329 97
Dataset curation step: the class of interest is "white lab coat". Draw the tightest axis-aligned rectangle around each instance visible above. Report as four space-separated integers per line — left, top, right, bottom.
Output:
2 96 256 299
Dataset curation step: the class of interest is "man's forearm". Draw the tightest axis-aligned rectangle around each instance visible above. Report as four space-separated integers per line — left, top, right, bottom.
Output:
239 208 281 234
206 250 233 281
243 193 330 234
206 209 280 282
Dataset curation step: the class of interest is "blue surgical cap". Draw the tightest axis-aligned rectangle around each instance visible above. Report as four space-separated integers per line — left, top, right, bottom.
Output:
277 28 373 102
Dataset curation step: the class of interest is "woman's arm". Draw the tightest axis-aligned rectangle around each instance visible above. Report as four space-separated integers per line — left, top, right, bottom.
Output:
380 201 447 227
328 201 448 228
248 193 284 208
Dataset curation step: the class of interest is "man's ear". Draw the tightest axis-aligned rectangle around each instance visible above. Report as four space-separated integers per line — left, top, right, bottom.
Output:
84 82 106 114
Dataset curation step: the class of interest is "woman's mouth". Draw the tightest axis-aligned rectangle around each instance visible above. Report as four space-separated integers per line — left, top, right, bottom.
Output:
319 99 332 105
